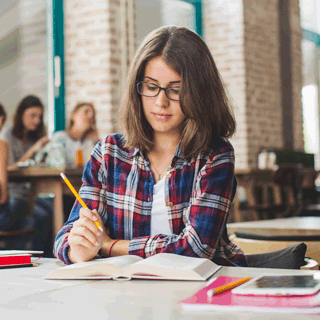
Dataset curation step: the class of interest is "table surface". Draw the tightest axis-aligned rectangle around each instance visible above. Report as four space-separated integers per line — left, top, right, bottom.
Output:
2 258 320 319
227 216 320 236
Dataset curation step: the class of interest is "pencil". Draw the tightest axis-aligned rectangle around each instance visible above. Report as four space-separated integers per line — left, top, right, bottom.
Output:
207 277 251 297
60 173 103 231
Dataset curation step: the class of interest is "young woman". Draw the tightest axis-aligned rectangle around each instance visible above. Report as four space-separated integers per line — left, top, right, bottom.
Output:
49 102 99 168
0 95 52 256
54 26 247 267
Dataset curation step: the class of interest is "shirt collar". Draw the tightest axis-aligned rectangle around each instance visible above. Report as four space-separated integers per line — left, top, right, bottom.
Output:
128 141 185 161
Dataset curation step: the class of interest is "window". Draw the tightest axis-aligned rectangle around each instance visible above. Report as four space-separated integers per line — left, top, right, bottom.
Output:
136 0 202 47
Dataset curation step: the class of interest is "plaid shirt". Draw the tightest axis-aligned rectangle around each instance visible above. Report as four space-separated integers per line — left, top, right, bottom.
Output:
54 134 247 267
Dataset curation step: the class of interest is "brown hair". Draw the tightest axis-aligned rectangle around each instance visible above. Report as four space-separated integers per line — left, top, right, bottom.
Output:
13 95 46 141
119 26 236 159
0 103 6 125
68 102 96 136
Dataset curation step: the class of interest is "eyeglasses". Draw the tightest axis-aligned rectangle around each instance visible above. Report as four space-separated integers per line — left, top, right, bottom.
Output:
136 81 180 101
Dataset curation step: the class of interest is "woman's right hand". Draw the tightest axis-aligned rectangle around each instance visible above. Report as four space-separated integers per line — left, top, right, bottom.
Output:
68 208 105 263
29 136 50 155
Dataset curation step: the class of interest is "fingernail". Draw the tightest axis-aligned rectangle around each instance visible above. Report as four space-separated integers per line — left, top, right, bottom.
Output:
97 231 102 236
95 241 99 246
93 215 98 221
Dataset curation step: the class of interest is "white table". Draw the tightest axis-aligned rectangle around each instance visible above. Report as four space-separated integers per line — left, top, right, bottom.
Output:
2 258 320 319
227 216 320 236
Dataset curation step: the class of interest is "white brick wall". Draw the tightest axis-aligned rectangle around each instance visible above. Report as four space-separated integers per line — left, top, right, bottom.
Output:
203 0 303 169
64 0 114 135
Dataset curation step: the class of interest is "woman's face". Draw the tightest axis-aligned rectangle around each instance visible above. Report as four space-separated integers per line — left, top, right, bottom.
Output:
141 56 185 138
72 105 95 131
22 106 43 132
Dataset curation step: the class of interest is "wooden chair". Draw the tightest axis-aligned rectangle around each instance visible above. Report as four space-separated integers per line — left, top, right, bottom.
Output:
233 167 302 222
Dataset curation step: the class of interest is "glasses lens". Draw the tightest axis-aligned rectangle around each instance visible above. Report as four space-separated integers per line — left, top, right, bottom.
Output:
166 87 180 101
137 82 159 97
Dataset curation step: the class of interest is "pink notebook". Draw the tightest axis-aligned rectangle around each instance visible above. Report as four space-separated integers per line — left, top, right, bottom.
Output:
180 276 320 314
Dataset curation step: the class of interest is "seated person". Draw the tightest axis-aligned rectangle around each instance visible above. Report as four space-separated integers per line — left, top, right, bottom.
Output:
48 102 99 220
54 26 247 267
49 102 99 168
0 96 53 256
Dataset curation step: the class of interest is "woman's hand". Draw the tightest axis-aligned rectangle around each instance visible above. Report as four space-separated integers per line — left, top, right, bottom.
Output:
30 136 50 155
68 208 108 263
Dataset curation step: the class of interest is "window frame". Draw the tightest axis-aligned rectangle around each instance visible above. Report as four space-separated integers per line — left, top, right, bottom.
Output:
179 0 203 37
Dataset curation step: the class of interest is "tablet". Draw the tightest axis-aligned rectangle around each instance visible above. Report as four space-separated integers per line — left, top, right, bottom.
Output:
232 275 320 296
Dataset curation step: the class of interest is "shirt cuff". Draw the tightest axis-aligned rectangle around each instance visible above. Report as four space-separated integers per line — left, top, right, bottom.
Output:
63 245 73 265
128 236 150 258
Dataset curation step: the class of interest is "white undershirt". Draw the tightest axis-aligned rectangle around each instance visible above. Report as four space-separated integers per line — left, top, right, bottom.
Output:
150 176 172 236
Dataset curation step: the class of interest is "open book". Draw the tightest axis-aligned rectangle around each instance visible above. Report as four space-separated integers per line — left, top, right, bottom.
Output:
46 253 221 281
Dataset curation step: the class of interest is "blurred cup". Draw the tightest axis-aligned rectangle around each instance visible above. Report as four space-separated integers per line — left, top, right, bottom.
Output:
76 149 84 167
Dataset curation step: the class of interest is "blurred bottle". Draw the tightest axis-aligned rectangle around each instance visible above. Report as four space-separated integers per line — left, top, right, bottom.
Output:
46 142 66 168
268 151 277 169
258 149 268 169
75 141 84 167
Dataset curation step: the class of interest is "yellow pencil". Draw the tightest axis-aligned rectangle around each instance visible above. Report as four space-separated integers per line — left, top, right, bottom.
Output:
207 277 251 297
60 173 103 231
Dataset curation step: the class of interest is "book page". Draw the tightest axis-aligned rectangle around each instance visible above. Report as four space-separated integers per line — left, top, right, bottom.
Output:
0 250 43 256
123 253 219 280
46 255 143 279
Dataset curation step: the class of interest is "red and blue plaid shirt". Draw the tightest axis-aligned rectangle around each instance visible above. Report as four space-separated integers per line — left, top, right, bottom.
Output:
54 134 247 267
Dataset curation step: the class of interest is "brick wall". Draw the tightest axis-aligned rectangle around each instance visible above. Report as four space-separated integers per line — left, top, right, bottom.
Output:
203 0 248 169
64 0 115 135
243 0 283 167
290 0 304 151
203 0 303 169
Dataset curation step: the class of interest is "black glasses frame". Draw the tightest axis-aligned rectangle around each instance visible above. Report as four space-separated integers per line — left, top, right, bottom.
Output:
136 81 180 101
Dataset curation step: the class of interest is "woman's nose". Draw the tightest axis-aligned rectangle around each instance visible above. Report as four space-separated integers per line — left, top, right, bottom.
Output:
155 89 169 108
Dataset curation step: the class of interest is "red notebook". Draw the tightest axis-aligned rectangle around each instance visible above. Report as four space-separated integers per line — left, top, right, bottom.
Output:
0 254 33 269
180 276 320 314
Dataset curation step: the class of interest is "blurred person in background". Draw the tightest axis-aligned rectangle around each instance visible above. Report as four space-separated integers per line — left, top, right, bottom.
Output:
0 95 53 256
49 102 99 168
48 102 100 220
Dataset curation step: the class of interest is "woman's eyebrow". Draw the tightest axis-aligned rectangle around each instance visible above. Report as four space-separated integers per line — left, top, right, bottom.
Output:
144 76 181 84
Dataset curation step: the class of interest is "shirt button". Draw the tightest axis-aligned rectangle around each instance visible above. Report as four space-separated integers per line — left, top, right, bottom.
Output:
168 202 173 207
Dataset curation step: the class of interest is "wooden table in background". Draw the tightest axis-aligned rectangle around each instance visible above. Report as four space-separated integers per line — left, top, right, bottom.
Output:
8 166 83 239
227 216 320 237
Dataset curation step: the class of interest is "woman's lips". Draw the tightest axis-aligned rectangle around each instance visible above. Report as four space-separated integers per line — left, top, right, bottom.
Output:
153 113 171 120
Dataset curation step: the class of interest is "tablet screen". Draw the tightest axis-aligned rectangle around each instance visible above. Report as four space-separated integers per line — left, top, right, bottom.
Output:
254 276 320 288
232 275 320 296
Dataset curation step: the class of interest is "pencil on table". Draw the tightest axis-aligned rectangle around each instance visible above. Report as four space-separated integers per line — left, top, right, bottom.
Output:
60 173 103 231
207 277 251 297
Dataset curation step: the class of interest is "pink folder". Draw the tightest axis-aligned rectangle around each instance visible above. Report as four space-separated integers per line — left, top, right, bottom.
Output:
180 276 320 314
